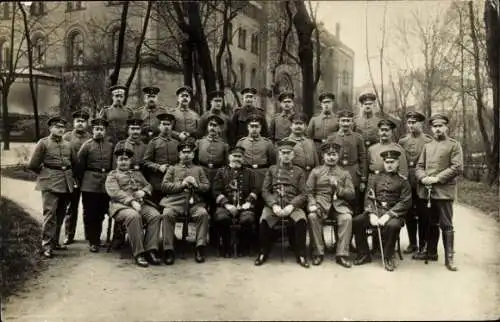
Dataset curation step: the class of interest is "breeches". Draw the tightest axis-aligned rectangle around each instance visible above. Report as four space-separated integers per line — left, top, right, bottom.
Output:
41 191 72 250
81 192 109 245
162 205 210 250
308 210 352 257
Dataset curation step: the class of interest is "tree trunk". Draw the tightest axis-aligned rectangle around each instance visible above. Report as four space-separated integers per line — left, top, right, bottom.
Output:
2 89 11 150
108 1 129 86
181 39 194 88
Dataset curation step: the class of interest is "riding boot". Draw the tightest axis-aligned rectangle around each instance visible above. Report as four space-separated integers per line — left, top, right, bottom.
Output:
442 230 458 271
427 224 440 256
258 221 271 256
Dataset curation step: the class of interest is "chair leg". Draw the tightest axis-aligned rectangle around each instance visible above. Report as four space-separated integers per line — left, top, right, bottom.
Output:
397 236 403 260
106 216 113 253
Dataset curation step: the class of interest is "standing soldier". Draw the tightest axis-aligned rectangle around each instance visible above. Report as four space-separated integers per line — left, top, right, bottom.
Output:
354 93 382 148
98 84 134 144
105 148 162 267
306 92 339 153
285 112 319 177
254 139 309 268
398 111 433 254
76 118 114 252
28 117 77 258
306 142 355 268
171 86 200 141
62 110 91 245
197 91 231 142
114 119 147 172
269 91 295 143
212 146 258 257
160 140 211 264
414 114 463 271
353 150 412 271
134 86 167 143
143 113 179 204
230 87 269 145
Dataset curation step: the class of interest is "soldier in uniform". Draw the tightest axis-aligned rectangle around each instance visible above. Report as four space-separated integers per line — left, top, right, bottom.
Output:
105 148 162 267
306 92 339 153
197 90 231 142
354 93 382 148
212 146 258 257
230 87 269 145
285 112 319 177
306 142 355 268
133 86 167 143
28 117 77 258
414 114 463 271
62 110 91 245
367 119 408 179
98 85 134 144
353 149 412 271
398 111 433 254
143 113 179 204
160 140 211 264
114 119 147 171
171 86 200 141
254 139 309 268
269 91 295 143
76 118 114 252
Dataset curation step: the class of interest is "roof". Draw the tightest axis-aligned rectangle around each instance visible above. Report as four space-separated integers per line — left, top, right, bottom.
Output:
0 68 62 82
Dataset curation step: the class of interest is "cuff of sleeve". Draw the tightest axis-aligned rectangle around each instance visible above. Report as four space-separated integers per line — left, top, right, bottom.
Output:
216 194 229 205
387 210 397 218
246 192 257 202
124 197 134 206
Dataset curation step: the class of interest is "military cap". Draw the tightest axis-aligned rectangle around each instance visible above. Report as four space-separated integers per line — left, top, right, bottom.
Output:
72 110 90 120
229 146 245 155
429 113 449 125
337 109 354 118
318 92 335 102
47 116 67 127
276 139 297 151
246 114 263 124
406 111 425 122
109 84 127 94
208 90 224 101
380 149 401 161
320 141 341 153
240 87 258 95
156 113 175 122
142 86 160 95
177 140 196 152
278 91 295 102
114 148 134 158
290 112 308 123
90 118 109 127
176 85 193 97
358 93 377 103
207 114 224 126
126 118 144 127
377 118 397 129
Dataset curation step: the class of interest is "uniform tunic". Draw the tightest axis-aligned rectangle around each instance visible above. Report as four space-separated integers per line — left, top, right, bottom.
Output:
212 166 258 207
399 133 433 189
327 130 367 187
269 113 293 143
133 105 168 143
143 134 179 192
63 130 92 157
195 135 229 181
113 138 147 171
353 113 382 148
230 106 269 145
98 105 134 143
170 107 201 139
197 110 231 142
236 136 276 192
306 111 339 147
285 135 319 173
367 142 408 178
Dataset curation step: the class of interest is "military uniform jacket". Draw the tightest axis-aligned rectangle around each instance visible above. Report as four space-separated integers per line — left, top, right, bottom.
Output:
133 105 168 142
105 169 153 217
399 133 433 189
197 110 231 142
269 112 293 142
160 163 210 209
306 165 355 215
415 137 463 200
212 166 258 207
353 113 382 147
236 136 276 167
63 130 91 157
367 142 409 178
306 112 339 143
170 107 201 139
262 164 307 209
327 130 367 185
364 171 412 218
195 135 229 168
285 135 319 172
28 135 77 193
114 138 147 171
143 134 179 191
76 138 114 193
98 105 134 143
230 106 269 145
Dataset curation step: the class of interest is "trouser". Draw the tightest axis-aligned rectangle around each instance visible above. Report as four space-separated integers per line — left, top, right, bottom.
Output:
81 192 109 246
308 210 352 257
64 188 81 240
405 192 428 250
425 199 454 255
353 213 403 258
162 205 210 250
214 208 256 253
41 191 72 251
114 205 161 257
151 190 164 205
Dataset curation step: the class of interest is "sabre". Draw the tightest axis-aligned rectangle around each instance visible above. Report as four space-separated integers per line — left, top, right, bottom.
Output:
424 185 433 264
367 188 386 269
278 182 286 263
231 179 241 257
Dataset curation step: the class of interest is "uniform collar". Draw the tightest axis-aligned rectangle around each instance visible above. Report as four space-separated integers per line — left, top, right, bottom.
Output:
361 111 374 119
289 134 304 141
249 135 261 141
178 105 189 111
159 133 173 140
146 104 157 110
280 110 293 117
338 129 352 136
72 129 87 137
126 137 141 145
207 134 219 141
321 110 333 117
279 162 294 169
49 134 63 142
180 162 193 168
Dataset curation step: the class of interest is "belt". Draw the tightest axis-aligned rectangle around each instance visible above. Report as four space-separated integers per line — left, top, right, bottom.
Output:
297 165 313 171
44 164 71 170
369 170 380 175
86 167 111 173
364 140 373 146
313 138 327 143
245 164 269 169
200 162 224 169
408 161 416 167
340 160 357 166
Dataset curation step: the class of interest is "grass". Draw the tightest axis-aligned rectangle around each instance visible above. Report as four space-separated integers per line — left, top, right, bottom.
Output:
457 178 499 220
1 165 37 182
0 197 46 299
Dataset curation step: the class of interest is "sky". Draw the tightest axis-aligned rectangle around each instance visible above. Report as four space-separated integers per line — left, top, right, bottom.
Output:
314 0 454 88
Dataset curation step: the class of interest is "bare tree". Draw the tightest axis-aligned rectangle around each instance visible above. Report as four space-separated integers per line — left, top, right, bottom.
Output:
108 1 129 86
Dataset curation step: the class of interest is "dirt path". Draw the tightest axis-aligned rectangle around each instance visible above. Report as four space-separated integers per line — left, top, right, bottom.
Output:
1 176 499 321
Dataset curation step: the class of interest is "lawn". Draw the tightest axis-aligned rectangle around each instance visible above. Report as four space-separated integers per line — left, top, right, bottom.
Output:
457 178 499 219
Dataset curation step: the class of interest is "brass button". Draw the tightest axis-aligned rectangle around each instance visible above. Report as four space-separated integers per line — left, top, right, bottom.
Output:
61 166 67 170
148 131 154 136
381 201 388 207
134 165 140 170
252 164 258 169
409 161 414 167
101 168 106 173
365 141 370 146
208 163 214 168
306 166 311 171
322 139 326 143
342 160 348 165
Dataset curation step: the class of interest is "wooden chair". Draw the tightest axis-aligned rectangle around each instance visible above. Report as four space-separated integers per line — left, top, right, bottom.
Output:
322 217 339 257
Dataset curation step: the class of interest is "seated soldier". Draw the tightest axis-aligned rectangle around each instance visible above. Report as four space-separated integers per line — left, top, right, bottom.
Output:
254 139 309 268
306 142 355 268
212 146 258 257
352 149 412 271
160 140 210 265
105 148 162 267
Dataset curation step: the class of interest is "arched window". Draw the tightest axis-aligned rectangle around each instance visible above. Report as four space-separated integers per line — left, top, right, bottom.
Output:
67 30 84 66
32 35 46 66
250 68 257 88
239 62 246 88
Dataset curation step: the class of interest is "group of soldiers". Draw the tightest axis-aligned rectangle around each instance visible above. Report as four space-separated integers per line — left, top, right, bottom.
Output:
27 84 464 272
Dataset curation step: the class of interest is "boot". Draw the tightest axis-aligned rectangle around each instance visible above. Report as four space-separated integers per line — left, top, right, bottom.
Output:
443 230 458 271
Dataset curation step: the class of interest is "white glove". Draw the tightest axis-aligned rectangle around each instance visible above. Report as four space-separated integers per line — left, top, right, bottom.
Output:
369 213 378 226
224 204 238 216
241 202 251 210
272 205 282 216
131 201 142 212
159 164 168 173
378 214 390 226
281 205 295 217
134 190 146 199
308 205 318 213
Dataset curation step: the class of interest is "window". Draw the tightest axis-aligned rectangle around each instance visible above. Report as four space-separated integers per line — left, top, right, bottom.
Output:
67 30 84 66
238 28 246 50
239 62 246 88
250 68 257 88
2 2 10 20
30 2 45 16
342 70 349 86
67 1 84 12
227 23 233 45
33 36 46 66
251 33 259 54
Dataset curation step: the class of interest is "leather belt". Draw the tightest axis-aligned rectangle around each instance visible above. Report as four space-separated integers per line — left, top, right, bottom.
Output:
245 164 269 169
200 162 223 169
341 160 357 166
364 140 372 146
313 139 327 143
369 170 380 175
87 167 110 173
408 161 416 167
44 164 71 170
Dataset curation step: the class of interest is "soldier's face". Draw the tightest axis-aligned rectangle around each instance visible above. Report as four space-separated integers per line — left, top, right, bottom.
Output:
178 92 191 105
112 91 125 106
228 153 243 166
116 156 131 170
145 94 158 106
280 99 293 111
159 121 173 134
339 117 353 130
290 121 305 134
378 126 393 141
247 122 261 136
243 93 255 105
211 98 223 110
361 100 375 113
207 121 220 135
431 122 448 139
407 119 423 134
50 124 66 136
179 149 194 163
128 125 141 138
92 125 106 139
383 159 399 173
279 149 294 163
320 99 333 111
323 151 339 166
73 118 87 131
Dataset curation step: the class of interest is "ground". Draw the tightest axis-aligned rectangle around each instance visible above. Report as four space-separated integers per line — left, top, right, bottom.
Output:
1 176 499 321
